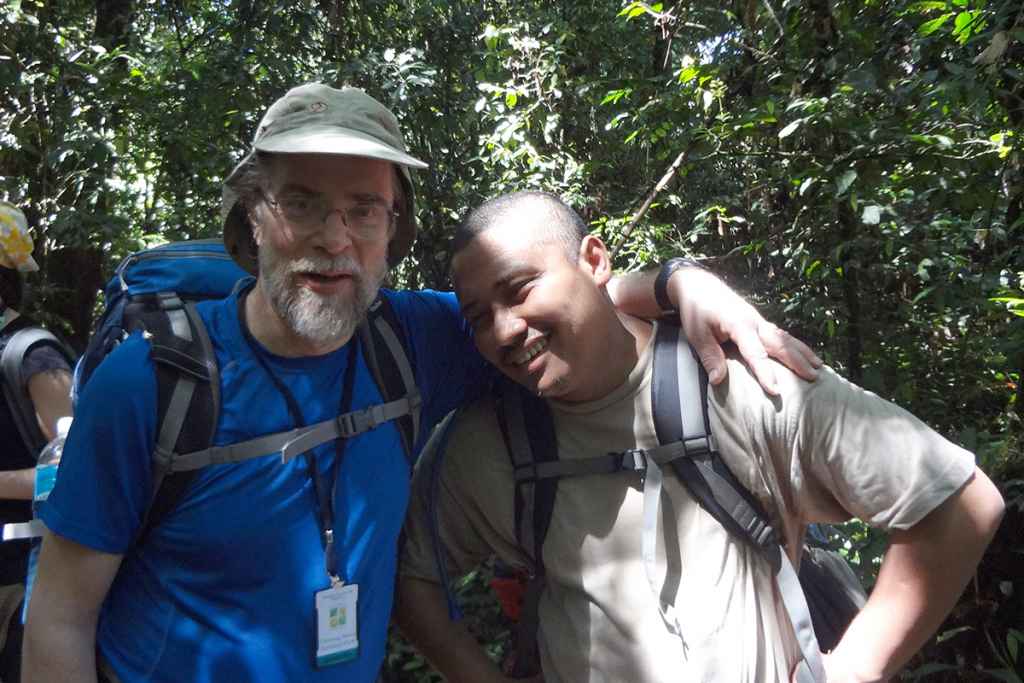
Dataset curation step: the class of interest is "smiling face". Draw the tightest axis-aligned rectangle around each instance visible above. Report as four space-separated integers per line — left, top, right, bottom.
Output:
453 205 615 402
250 153 395 348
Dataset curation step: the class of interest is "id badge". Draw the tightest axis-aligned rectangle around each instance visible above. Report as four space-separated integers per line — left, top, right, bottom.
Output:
315 582 359 667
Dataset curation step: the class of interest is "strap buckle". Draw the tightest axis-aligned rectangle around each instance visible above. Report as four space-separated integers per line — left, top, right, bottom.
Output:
336 411 358 437
618 448 648 472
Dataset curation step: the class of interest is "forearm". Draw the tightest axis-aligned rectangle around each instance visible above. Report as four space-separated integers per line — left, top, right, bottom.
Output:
395 576 507 683
23 532 122 683
826 469 1005 682
607 267 665 319
0 466 35 500
23 598 99 683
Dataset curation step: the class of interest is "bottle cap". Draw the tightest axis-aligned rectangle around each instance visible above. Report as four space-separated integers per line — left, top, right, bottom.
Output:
55 416 73 439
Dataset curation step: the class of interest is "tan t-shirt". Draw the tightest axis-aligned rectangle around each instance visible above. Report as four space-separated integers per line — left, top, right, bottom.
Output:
401 327 975 683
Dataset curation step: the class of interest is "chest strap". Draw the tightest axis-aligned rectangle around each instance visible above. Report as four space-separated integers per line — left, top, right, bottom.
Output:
153 393 421 473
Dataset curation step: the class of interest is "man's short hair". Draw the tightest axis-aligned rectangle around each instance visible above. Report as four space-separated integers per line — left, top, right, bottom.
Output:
454 191 588 262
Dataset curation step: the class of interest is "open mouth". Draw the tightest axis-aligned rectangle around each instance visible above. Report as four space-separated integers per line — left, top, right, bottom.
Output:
512 335 548 367
297 271 352 289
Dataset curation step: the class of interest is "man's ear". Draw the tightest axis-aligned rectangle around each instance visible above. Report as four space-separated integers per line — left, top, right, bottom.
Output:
577 235 613 286
248 208 264 247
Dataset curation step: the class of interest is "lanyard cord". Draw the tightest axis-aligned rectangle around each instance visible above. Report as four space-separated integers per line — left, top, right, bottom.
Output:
237 289 358 583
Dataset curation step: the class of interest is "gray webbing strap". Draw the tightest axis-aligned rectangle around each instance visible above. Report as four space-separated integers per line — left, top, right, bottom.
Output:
674 332 825 681
163 395 416 472
153 374 196 476
503 389 538 565
159 293 192 342
777 550 826 683
690 456 779 551
515 442 688 482
641 457 684 638
2 520 46 541
372 314 420 439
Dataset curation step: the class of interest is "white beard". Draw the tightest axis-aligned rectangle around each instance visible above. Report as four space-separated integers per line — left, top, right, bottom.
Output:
257 243 385 348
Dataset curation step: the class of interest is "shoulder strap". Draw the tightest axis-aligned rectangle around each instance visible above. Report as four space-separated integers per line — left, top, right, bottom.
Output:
359 295 420 464
494 378 559 576
137 294 219 543
1 326 76 457
651 320 779 555
651 320 826 683
493 379 556 681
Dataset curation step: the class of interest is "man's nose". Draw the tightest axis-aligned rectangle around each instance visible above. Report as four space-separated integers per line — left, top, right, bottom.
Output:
494 307 527 347
318 210 354 254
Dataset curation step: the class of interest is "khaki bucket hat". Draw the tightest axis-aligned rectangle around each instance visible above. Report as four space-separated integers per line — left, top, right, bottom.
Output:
222 83 428 274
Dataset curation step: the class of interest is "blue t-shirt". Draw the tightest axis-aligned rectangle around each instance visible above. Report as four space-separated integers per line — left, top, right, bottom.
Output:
40 287 490 682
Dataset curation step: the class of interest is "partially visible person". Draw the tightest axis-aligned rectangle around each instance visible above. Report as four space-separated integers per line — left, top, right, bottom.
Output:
22 84 817 683
0 200 73 683
396 191 1006 683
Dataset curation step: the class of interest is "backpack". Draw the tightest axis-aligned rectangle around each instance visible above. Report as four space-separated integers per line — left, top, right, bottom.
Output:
428 319 865 683
0 322 77 458
69 238 420 539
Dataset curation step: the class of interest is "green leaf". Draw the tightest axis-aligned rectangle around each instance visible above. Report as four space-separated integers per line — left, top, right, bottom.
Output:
835 169 857 197
778 119 801 139
919 13 954 36
505 91 518 108
678 66 699 84
907 1 948 11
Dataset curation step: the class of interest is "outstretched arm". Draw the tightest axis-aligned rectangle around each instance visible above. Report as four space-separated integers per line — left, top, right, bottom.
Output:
395 576 533 683
815 468 1004 683
608 264 821 395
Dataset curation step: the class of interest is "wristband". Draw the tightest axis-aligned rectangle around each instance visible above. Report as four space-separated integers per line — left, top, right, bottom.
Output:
654 257 704 312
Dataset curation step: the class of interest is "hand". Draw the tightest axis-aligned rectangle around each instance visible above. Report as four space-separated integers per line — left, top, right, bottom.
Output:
788 651 888 683
670 268 822 395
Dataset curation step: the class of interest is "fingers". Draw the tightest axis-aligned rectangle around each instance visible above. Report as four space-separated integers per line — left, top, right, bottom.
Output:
692 336 729 386
729 322 779 395
758 321 822 382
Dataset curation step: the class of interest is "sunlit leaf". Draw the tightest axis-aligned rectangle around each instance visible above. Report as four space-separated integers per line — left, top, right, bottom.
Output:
835 169 857 196
918 13 953 36
778 120 801 139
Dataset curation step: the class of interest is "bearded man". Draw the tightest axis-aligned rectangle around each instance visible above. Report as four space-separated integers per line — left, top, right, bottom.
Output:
23 84 818 683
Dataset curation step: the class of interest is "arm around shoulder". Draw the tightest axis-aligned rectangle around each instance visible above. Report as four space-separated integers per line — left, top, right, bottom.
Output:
23 531 123 683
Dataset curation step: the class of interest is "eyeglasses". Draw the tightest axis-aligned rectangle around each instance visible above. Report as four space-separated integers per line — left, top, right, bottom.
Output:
262 190 398 242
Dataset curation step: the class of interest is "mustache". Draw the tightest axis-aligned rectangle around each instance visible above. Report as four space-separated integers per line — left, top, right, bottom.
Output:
284 254 364 277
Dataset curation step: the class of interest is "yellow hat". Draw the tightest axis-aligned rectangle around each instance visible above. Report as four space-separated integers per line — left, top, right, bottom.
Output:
0 201 39 272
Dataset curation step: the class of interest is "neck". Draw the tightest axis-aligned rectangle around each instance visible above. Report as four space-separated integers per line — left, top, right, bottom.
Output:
244 282 351 358
567 309 652 403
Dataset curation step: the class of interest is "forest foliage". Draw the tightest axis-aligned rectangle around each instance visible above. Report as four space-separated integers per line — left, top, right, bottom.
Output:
2 0 1022 679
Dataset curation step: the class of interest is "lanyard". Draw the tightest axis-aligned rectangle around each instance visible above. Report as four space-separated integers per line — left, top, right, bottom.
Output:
237 290 358 584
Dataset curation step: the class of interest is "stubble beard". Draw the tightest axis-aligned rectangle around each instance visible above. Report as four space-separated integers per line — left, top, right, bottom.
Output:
258 243 386 349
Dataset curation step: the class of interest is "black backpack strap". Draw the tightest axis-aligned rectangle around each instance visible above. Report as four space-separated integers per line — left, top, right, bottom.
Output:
359 295 420 464
651 320 780 558
495 378 558 574
493 378 557 680
0 326 76 457
135 295 219 543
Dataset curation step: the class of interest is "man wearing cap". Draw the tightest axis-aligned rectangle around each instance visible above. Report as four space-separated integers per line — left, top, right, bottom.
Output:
0 201 73 683
23 84 817 683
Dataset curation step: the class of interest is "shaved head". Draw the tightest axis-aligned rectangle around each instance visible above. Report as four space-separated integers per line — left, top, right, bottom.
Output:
453 191 588 263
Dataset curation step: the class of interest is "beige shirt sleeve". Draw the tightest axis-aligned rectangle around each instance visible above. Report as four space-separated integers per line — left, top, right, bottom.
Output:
401 397 530 584
711 358 975 535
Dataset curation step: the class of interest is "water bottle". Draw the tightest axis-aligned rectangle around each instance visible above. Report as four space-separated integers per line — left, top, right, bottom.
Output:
23 416 72 622
33 416 71 510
